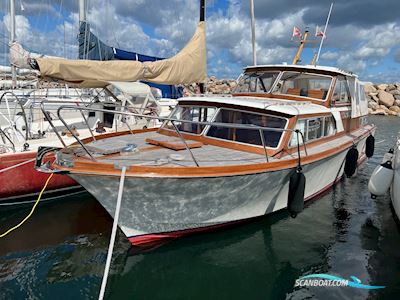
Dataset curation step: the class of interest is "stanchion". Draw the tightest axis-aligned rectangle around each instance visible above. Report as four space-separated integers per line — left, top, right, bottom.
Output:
98 166 127 300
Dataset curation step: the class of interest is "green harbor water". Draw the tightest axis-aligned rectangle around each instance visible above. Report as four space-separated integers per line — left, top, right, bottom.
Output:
1 116 400 300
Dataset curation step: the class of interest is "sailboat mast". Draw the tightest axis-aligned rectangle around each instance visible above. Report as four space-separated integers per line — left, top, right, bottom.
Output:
79 0 86 23
79 0 87 59
250 0 256 65
199 0 206 94
200 0 205 22
9 0 16 89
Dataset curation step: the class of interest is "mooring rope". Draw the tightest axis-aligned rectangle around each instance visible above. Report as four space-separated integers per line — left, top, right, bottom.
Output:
0 158 36 174
0 173 54 238
98 166 127 300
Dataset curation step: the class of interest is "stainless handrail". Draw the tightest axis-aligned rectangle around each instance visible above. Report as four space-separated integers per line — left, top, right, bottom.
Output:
39 102 68 148
259 128 269 162
54 105 309 165
170 120 199 167
0 91 29 141
0 128 16 152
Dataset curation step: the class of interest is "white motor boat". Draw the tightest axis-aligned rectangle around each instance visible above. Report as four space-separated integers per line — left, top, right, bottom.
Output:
36 63 376 246
369 135 400 219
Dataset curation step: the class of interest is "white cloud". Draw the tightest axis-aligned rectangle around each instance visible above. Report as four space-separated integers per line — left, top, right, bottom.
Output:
3 14 31 42
321 51 339 61
0 0 399 82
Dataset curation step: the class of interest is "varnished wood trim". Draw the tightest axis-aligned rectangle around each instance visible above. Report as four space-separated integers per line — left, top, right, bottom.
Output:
178 100 293 118
297 112 332 118
333 103 351 107
280 117 297 154
244 66 351 77
145 138 203 151
75 127 159 146
325 77 336 107
284 131 347 155
157 128 286 156
56 126 375 178
232 93 328 106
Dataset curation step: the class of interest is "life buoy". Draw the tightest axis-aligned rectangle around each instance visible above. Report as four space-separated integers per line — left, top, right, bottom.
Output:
344 147 359 178
288 168 306 218
365 135 375 158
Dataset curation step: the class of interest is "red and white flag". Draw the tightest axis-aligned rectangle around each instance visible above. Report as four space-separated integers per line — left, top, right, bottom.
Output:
315 26 326 38
292 26 302 39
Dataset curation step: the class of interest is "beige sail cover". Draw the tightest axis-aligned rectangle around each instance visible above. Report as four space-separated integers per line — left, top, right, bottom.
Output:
36 22 207 87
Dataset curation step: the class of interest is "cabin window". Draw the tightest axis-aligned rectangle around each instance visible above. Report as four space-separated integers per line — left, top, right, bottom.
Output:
163 106 217 134
289 115 337 147
272 72 332 100
333 76 351 104
206 109 287 148
289 119 307 147
307 118 323 140
324 116 336 136
234 72 280 93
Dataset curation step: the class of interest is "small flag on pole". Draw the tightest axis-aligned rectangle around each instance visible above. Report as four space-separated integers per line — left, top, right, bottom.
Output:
292 26 302 39
315 26 326 38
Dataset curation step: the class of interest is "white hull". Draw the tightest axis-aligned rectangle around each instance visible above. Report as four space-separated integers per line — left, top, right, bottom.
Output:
70 138 368 242
391 137 400 218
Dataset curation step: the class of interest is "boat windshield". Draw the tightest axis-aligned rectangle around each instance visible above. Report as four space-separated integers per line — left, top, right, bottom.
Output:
272 72 332 100
206 109 287 148
163 105 217 135
234 72 280 93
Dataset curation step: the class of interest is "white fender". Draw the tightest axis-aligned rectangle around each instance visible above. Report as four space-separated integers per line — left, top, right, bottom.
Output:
368 161 394 197
391 168 400 218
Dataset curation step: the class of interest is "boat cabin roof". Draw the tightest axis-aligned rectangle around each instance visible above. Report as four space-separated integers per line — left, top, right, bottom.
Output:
244 64 357 78
178 96 330 116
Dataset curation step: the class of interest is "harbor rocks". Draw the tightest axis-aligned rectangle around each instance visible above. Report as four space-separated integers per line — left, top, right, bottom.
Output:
378 90 395 107
365 83 400 117
183 77 237 95
187 80 400 116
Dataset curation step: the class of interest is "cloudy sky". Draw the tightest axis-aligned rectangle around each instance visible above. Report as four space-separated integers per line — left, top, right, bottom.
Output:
1 0 399 82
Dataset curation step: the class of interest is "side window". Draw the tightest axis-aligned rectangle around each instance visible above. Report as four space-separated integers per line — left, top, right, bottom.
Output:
289 119 306 147
307 118 323 140
290 115 336 147
163 106 217 134
235 75 252 93
273 72 331 100
206 109 287 148
324 116 336 136
234 74 278 93
333 77 351 104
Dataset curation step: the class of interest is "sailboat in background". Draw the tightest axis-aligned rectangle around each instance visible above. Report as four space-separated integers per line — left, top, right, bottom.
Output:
1 0 175 204
77 21 183 99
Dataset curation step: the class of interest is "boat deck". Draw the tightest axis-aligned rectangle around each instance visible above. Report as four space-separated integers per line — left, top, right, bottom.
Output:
86 132 269 167
5 121 149 153
72 127 371 168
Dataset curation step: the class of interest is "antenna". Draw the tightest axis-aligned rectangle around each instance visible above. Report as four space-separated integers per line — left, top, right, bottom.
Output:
79 0 86 23
250 0 256 65
9 0 16 89
199 0 206 94
315 3 333 66
200 0 205 22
